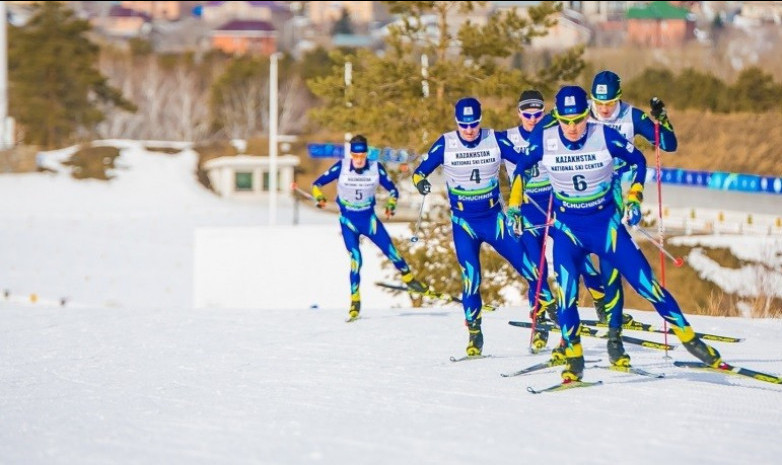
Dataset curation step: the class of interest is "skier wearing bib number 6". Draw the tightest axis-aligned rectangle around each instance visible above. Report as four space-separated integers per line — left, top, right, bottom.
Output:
506 85 722 381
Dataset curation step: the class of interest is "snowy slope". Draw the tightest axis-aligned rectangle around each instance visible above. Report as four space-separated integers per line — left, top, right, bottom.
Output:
1 142 780 464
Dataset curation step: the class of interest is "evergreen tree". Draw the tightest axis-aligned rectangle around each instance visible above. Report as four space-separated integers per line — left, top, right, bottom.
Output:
308 1 579 305
7 2 135 148
307 1 584 155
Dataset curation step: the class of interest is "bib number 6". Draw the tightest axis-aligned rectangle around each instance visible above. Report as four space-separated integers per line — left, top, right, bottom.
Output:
572 174 587 192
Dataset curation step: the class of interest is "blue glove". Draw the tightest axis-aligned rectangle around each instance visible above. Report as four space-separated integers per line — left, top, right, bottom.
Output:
625 201 642 226
625 183 643 226
506 207 524 238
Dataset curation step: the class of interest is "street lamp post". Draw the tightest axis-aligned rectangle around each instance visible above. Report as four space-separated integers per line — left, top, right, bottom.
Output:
0 2 9 150
268 52 282 226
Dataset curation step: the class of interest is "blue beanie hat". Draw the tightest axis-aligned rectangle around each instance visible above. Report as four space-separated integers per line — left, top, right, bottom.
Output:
555 85 589 116
349 134 368 153
454 97 482 123
591 70 622 101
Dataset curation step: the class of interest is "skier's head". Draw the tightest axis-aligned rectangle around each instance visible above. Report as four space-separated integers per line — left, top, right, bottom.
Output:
517 89 545 131
591 70 622 119
454 97 482 142
554 85 589 142
349 134 368 169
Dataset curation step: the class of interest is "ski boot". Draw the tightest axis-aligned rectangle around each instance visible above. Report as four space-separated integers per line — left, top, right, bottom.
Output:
549 339 566 363
561 338 584 382
348 300 360 320
402 272 429 294
683 336 722 367
529 304 551 354
466 319 484 356
607 327 631 367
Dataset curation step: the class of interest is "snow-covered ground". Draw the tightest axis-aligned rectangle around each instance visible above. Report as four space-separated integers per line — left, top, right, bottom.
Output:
1 142 781 464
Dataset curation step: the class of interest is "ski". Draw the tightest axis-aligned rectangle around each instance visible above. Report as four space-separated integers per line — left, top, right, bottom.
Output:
450 354 493 363
507 321 676 351
345 315 361 323
527 379 603 394
593 364 665 378
673 361 782 385
375 281 498 312
580 319 743 343
501 358 602 378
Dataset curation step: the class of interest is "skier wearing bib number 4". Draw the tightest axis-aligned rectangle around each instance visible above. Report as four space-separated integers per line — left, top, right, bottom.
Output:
412 97 555 357
312 135 428 321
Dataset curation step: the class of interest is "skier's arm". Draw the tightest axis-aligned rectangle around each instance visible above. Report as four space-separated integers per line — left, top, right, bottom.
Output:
632 107 677 152
378 163 399 200
312 161 341 202
412 135 446 195
508 130 544 208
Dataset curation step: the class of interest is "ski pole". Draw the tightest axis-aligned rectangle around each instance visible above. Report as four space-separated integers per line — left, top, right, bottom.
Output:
528 193 554 352
410 195 426 243
653 117 670 355
633 225 684 267
291 182 314 200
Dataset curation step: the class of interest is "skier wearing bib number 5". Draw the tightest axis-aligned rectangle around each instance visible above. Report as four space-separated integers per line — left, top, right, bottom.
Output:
312 135 428 321
412 97 555 357
506 85 722 381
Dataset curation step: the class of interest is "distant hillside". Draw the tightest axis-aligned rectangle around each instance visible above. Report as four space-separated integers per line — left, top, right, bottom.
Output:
644 110 782 177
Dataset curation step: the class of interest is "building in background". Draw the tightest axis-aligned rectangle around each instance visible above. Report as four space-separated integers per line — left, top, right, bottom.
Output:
626 0 695 47
119 1 202 21
210 19 277 55
90 4 152 38
307 1 390 29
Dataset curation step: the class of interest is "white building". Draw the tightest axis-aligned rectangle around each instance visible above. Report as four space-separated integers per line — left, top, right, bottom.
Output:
204 154 299 199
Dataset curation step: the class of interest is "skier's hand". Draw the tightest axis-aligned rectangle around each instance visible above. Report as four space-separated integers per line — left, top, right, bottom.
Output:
315 196 327 209
385 198 397 217
506 206 524 239
649 97 669 124
415 178 431 196
625 183 644 226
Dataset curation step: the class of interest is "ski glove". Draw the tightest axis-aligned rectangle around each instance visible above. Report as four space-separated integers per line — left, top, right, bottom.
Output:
414 176 431 196
625 183 644 226
315 195 327 209
506 206 524 239
385 198 397 217
650 97 669 124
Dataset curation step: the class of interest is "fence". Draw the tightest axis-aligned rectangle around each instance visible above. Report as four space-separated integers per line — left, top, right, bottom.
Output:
656 206 782 236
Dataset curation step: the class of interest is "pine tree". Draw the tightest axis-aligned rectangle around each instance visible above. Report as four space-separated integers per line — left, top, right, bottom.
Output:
309 1 576 306
307 1 584 154
7 2 135 148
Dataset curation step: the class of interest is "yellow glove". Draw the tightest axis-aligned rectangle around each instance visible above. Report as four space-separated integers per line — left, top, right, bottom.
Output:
312 185 327 209
385 197 397 217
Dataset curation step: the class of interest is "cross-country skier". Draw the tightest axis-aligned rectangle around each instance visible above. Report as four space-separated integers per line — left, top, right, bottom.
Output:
312 135 428 321
506 85 722 380
412 97 555 356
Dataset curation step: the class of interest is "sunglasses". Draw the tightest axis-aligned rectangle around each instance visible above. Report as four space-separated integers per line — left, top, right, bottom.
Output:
591 96 620 106
456 120 481 129
520 110 544 119
350 152 368 158
556 109 589 125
